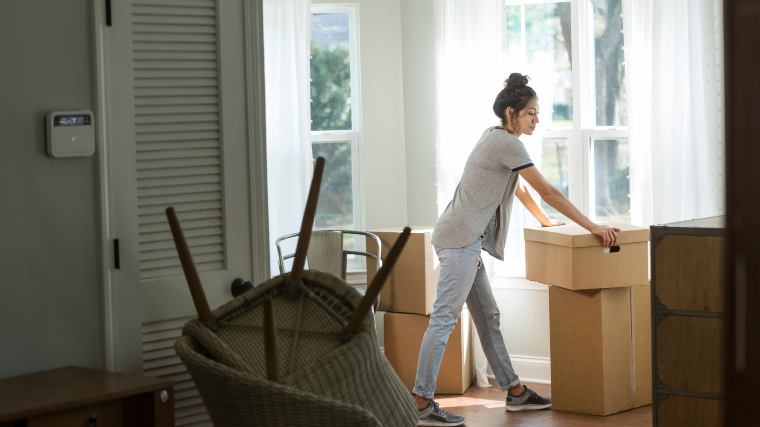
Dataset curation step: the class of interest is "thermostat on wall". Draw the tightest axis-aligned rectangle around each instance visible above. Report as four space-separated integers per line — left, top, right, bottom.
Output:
46 110 95 158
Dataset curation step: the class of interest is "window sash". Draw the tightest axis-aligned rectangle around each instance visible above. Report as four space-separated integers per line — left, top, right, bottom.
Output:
310 5 365 271
311 4 362 134
310 4 362 228
311 133 361 231
495 0 630 279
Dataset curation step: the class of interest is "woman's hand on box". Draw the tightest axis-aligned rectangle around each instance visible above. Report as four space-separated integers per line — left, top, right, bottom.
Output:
591 224 621 248
540 218 565 227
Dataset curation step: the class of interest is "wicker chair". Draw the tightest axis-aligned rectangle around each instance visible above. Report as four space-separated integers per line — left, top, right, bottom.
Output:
168 158 417 427
175 336 381 426
175 271 417 426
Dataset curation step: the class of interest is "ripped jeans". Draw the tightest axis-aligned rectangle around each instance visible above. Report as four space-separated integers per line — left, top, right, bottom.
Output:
412 237 520 399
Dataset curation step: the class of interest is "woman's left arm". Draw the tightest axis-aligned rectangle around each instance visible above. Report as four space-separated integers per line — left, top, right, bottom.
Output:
515 178 565 227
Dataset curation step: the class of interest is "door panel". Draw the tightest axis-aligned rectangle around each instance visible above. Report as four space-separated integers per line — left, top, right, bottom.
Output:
104 0 253 424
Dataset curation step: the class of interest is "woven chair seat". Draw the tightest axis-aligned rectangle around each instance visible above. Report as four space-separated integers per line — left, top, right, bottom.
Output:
175 270 418 427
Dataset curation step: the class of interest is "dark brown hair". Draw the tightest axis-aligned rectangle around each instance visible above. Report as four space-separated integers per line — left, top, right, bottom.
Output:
492 73 537 126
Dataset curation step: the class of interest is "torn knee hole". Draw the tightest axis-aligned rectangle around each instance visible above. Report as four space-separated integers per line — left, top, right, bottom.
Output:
490 311 500 320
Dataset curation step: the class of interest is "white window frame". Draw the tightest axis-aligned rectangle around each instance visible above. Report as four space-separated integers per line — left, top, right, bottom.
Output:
310 4 365 271
310 4 363 233
497 0 630 281
505 0 629 220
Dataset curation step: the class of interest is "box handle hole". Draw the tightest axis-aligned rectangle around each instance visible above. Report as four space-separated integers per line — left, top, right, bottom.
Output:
603 245 621 253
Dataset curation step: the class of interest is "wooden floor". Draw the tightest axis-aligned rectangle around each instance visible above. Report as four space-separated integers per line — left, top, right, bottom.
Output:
435 382 652 427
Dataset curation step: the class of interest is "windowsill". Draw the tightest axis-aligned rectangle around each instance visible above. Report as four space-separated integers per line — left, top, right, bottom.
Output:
490 275 549 291
343 270 547 291
345 270 368 286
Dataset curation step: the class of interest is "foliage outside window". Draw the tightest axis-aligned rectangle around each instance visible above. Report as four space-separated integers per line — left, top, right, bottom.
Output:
310 5 365 271
499 0 630 278
504 0 629 223
310 7 361 231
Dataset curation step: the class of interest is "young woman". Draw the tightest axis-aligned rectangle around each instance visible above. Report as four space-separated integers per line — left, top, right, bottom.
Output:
413 73 620 426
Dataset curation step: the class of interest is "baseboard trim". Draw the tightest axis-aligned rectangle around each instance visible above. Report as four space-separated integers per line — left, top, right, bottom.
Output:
510 354 551 384
379 347 550 385
491 276 549 291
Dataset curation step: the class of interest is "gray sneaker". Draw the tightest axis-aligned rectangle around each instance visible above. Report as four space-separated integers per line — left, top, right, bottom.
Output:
417 400 465 426
505 385 552 412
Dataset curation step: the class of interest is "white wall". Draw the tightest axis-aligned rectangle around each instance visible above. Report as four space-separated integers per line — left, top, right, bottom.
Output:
490 279 551 382
0 0 104 378
400 0 438 228
398 0 552 382
397 0 551 382
313 0 409 230
312 0 552 383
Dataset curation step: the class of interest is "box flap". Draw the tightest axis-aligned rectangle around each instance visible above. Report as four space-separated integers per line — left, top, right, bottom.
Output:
524 224 650 248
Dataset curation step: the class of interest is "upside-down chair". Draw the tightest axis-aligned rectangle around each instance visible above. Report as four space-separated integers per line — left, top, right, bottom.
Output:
167 157 418 427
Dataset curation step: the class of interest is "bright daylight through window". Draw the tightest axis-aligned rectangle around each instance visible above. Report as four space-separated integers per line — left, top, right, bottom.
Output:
310 5 365 271
310 6 361 232
498 0 629 278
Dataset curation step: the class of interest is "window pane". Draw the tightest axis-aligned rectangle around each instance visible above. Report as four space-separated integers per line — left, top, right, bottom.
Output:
591 138 630 223
310 13 352 131
505 2 573 127
593 0 627 126
540 137 570 220
312 142 354 228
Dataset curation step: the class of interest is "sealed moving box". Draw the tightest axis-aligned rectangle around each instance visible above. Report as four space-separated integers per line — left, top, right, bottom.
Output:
383 310 472 395
525 224 649 290
367 228 439 315
549 283 652 415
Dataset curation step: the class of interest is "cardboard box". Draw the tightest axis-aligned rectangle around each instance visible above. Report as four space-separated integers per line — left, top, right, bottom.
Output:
525 224 649 290
549 283 652 415
383 310 472 395
367 228 439 315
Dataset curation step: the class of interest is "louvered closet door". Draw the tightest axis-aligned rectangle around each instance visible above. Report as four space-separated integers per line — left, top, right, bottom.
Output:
106 1 253 425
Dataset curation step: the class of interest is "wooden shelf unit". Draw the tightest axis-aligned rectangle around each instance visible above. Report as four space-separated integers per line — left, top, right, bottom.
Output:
650 216 724 427
0 367 174 427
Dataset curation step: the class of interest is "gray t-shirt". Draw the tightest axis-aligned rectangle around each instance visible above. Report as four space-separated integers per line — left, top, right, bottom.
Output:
432 126 534 260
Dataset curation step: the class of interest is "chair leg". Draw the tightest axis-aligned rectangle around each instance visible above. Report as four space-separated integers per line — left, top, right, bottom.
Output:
340 227 411 342
287 157 325 293
166 206 215 326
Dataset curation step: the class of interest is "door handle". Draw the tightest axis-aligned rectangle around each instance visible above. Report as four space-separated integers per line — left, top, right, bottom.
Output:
231 277 253 297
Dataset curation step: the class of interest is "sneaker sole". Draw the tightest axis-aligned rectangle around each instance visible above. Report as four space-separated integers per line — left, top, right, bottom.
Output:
417 419 466 427
505 403 552 412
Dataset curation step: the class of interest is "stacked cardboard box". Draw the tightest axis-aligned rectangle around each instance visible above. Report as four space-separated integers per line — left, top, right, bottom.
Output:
368 228 473 395
524 224 652 416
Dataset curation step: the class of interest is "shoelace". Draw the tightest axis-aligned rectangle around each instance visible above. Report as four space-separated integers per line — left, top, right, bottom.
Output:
431 401 448 417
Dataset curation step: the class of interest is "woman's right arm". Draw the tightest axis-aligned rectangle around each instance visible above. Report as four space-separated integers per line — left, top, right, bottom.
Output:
517 165 620 247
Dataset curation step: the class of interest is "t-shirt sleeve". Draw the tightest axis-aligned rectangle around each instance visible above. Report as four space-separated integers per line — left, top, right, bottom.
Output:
502 137 534 171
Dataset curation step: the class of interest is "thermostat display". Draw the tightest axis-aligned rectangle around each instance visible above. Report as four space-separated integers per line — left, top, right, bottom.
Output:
46 110 95 158
54 114 91 127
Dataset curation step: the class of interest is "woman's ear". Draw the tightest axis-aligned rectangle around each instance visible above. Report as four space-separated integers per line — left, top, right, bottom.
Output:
504 111 513 132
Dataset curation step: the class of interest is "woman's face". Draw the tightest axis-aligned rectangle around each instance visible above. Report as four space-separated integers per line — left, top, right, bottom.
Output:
506 99 539 136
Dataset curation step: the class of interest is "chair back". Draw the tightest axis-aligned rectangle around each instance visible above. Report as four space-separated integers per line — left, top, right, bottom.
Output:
176 270 418 427
175 334 384 427
307 230 344 277
276 230 382 280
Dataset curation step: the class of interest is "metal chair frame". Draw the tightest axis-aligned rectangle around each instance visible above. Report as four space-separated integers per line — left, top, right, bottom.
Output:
275 229 382 280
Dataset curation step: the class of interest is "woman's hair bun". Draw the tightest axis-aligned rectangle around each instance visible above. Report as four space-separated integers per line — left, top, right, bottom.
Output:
504 73 529 90
493 72 536 121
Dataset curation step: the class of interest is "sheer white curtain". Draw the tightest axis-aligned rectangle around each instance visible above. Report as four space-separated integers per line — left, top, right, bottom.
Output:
263 0 313 275
624 0 724 225
433 0 505 388
434 0 506 215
